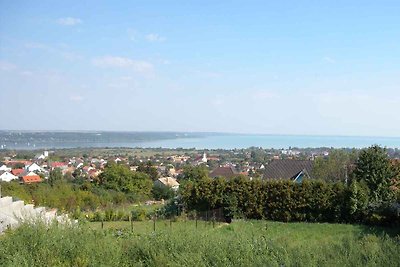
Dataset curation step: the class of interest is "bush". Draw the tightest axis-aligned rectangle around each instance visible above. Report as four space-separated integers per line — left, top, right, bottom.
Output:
181 178 400 226
152 185 174 200
131 208 147 221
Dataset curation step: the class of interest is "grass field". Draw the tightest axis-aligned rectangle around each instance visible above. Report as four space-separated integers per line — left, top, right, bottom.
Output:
1 219 399 266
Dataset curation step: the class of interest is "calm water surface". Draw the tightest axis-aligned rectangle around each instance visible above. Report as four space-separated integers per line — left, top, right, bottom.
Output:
2 134 400 150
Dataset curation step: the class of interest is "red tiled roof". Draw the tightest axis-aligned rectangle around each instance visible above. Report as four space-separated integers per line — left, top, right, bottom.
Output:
22 175 42 184
11 169 25 176
51 162 68 168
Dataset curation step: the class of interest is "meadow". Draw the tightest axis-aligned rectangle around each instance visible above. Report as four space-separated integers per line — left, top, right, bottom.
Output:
1 219 399 267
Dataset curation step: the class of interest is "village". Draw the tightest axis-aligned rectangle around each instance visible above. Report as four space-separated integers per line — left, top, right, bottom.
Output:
0 147 335 189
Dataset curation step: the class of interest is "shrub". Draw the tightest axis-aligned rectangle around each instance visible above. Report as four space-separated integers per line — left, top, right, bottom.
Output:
152 185 174 200
131 208 147 221
181 178 400 225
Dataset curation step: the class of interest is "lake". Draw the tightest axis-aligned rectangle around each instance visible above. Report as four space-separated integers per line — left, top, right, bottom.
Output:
138 134 400 149
2 132 399 150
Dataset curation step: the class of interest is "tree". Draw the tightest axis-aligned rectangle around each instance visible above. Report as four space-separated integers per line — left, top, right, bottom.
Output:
99 162 152 197
353 145 397 203
312 149 356 182
14 163 25 169
181 165 209 181
137 161 159 181
48 168 63 186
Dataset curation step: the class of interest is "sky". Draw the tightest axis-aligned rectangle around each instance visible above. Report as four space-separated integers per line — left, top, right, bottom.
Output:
0 1 399 137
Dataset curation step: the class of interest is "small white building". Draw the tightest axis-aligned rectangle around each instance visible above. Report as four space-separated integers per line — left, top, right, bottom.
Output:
0 165 11 172
26 163 43 173
0 171 18 182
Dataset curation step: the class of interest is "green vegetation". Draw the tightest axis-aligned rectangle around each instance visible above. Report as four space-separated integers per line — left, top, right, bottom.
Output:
99 162 153 196
0 220 399 266
354 145 398 203
0 162 158 214
182 146 400 226
312 149 357 182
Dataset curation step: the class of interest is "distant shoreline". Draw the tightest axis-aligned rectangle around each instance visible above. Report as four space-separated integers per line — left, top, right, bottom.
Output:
1 131 399 150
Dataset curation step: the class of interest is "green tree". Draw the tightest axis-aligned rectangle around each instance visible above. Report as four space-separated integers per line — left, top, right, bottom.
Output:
99 162 152 197
13 162 25 169
137 161 159 181
312 149 356 182
353 145 397 203
181 165 209 181
48 168 63 186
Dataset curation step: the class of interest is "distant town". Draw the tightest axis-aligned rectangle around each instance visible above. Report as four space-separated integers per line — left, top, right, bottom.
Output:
1 146 400 185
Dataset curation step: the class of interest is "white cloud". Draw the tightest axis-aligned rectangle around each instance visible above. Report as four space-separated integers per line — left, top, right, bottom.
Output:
57 17 82 26
92 56 153 73
145 33 166 42
69 95 84 102
0 61 17 71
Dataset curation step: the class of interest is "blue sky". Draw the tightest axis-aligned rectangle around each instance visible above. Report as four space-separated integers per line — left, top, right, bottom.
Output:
0 1 399 136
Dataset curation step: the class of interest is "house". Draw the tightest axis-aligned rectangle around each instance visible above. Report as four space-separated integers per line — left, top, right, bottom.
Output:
50 162 68 170
193 153 208 165
5 160 32 167
210 166 237 179
22 174 42 184
0 164 11 172
169 155 190 163
0 171 18 182
154 177 180 191
62 166 76 176
11 169 24 177
263 159 314 183
88 169 101 178
34 151 48 160
26 163 44 173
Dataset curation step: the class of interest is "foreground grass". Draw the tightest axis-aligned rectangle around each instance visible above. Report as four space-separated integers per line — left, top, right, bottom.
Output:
0 220 399 267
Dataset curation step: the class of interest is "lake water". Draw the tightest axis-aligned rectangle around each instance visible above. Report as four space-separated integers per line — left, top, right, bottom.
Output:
138 135 400 149
1 134 400 150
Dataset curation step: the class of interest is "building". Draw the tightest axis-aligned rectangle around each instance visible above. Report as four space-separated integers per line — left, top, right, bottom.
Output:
0 171 18 182
263 159 314 183
26 163 44 173
154 177 180 191
22 174 42 184
11 169 24 177
210 166 237 179
0 165 11 172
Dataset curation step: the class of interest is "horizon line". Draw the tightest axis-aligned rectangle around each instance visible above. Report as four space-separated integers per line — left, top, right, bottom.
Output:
0 129 399 139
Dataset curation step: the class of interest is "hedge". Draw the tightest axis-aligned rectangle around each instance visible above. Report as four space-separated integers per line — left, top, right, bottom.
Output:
180 177 400 226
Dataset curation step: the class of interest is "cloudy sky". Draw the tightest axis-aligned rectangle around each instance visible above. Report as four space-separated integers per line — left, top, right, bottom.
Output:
0 1 399 137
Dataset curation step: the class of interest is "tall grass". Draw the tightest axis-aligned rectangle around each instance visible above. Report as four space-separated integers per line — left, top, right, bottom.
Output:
0 220 399 266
